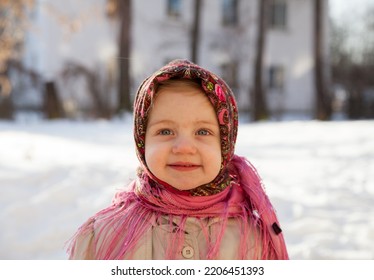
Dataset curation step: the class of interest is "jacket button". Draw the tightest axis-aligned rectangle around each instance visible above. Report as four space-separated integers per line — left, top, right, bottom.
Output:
181 246 194 259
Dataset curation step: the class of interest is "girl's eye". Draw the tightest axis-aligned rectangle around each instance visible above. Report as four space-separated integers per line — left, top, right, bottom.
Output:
196 129 210 136
158 129 173 135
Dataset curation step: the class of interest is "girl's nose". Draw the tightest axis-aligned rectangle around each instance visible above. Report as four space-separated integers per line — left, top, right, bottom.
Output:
172 135 197 154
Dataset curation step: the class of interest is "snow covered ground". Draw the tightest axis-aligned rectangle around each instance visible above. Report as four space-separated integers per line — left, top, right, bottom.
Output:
0 117 373 260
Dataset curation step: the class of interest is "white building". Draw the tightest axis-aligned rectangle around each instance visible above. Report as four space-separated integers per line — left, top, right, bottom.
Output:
20 0 330 118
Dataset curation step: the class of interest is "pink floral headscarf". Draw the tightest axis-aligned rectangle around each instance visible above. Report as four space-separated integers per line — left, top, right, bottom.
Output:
134 59 238 195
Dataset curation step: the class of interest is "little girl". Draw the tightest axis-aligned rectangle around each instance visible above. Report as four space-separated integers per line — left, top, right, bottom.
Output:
67 59 288 260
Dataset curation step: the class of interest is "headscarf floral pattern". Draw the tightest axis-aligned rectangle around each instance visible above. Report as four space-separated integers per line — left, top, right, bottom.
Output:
133 59 239 195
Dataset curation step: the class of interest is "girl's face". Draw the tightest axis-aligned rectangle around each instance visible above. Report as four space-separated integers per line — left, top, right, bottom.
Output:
145 82 221 191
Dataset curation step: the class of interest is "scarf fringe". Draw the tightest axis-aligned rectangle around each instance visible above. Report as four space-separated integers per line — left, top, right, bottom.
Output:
67 155 288 260
230 155 289 259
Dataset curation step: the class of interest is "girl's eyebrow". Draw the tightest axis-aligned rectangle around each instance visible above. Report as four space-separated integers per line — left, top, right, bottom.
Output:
194 120 218 126
147 120 175 128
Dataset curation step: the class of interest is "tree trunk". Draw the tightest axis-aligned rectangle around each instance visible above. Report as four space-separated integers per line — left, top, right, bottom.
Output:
0 96 14 119
0 71 14 119
251 0 269 121
314 0 331 120
43 81 64 119
191 0 202 64
117 0 132 113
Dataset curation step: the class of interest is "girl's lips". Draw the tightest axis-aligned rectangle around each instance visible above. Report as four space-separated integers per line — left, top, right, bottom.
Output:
167 162 201 171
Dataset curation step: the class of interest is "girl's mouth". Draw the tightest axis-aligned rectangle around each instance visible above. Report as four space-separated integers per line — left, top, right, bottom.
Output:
167 162 201 171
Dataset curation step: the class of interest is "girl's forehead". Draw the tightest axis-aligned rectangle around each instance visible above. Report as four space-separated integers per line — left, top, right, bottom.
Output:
150 88 217 118
152 79 215 110
156 80 208 99
149 85 214 116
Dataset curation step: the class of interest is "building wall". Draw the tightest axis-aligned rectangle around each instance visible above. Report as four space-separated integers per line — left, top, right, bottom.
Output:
131 0 191 91
21 0 329 118
266 0 314 115
131 0 257 111
131 0 328 116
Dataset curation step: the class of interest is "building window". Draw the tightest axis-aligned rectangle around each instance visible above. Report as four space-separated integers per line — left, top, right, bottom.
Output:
269 0 287 29
167 0 182 18
268 65 284 90
222 0 239 26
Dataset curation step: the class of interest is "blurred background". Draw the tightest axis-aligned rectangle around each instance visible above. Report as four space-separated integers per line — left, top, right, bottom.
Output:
0 0 374 260
0 0 373 122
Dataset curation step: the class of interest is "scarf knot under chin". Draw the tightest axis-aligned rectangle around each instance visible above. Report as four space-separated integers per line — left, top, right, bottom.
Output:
132 173 244 217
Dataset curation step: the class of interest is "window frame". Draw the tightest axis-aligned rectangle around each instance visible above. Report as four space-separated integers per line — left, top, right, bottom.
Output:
222 0 239 27
268 65 285 90
167 0 182 19
269 0 287 30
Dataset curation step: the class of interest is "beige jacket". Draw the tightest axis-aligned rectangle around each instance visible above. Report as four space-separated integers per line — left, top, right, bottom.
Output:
69 215 260 260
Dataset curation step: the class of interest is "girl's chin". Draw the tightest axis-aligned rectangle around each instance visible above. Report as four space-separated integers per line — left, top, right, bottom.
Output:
164 180 199 191
160 175 217 191
168 181 212 191
171 185 199 191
